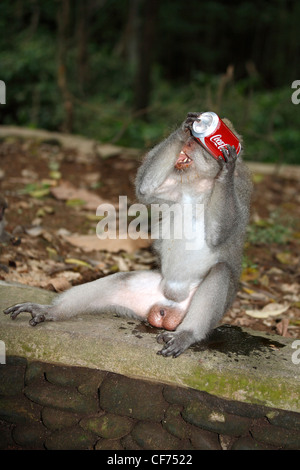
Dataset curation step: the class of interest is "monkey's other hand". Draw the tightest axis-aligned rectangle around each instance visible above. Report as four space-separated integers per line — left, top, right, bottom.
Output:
217 145 237 180
156 329 194 357
4 302 48 326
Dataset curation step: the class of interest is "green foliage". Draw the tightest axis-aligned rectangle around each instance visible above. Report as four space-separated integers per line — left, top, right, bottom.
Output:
247 211 295 245
0 0 299 163
1 32 61 130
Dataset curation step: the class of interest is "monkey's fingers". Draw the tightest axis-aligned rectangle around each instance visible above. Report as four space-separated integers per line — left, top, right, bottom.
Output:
4 302 46 326
4 303 29 320
227 144 238 159
221 145 237 162
186 112 201 119
221 147 229 163
183 118 196 131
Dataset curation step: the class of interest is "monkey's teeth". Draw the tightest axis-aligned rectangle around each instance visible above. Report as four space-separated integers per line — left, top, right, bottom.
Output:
175 151 193 168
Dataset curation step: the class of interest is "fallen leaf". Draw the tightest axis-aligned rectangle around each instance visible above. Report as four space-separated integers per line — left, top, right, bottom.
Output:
243 287 255 295
29 187 51 198
50 181 112 210
240 267 260 282
46 247 58 259
275 252 293 265
64 258 93 268
64 234 151 253
260 274 269 287
280 283 299 294
46 277 71 292
65 198 86 207
49 170 62 180
25 226 44 237
245 303 290 319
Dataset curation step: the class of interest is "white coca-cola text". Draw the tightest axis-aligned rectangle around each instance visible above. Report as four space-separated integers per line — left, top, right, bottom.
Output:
209 134 227 149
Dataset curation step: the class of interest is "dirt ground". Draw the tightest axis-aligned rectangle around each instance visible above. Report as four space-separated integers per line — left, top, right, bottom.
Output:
0 134 299 339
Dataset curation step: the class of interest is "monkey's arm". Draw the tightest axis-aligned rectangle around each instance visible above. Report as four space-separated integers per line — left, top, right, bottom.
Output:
205 145 242 247
136 131 184 201
136 113 198 202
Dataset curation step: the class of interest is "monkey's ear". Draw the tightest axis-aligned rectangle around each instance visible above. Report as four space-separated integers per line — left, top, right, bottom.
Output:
222 118 243 146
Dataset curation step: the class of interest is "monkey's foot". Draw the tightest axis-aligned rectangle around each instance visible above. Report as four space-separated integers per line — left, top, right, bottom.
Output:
4 302 52 326
156 330 194 358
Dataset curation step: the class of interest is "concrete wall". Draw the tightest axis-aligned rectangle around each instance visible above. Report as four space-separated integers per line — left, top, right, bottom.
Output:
1 356 300 450
1 281 300 450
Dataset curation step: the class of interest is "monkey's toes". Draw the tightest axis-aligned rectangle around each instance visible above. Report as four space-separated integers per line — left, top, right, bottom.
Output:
156 330 193 358
29 315 45 326
4 304 27 320
4 302 48 326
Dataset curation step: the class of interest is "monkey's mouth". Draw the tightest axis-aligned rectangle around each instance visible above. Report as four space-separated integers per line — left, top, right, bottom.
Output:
175 151 193 170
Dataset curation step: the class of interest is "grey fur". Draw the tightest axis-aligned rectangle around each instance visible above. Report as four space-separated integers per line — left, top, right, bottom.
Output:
135 113 252 356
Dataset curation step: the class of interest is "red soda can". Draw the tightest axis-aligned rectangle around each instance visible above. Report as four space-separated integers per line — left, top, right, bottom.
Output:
191 111 241 160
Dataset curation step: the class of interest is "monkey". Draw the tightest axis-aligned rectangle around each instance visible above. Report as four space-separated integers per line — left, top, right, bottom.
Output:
4 112 252 357
134 113 252 356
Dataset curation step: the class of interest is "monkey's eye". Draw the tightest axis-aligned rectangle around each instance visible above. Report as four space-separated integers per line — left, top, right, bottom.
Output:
159 309 165 317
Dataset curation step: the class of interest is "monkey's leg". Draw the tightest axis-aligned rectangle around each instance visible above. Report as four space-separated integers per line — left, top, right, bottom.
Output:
157 262 236 357
3 271 168 327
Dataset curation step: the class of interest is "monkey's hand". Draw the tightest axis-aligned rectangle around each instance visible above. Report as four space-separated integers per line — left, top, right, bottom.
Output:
156 329 194 358
217 145 237 181
179 112 201 141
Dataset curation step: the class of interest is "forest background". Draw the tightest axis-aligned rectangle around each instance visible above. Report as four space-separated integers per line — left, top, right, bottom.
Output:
0 0 299 164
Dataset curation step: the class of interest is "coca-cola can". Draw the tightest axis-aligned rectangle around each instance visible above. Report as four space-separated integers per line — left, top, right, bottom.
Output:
191 111 241 160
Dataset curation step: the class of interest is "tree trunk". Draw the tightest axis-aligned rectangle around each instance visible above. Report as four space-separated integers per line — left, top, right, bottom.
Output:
57 0 73 133
76 0 89 95
133 0 159 116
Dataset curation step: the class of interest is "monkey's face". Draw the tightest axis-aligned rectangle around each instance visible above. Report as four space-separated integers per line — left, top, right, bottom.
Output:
175 137 219 178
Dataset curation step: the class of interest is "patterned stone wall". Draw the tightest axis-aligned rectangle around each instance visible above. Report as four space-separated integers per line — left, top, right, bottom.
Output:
0 356 300 450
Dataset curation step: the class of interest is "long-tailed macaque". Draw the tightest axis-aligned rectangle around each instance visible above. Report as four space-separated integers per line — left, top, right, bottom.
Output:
4 113 252 357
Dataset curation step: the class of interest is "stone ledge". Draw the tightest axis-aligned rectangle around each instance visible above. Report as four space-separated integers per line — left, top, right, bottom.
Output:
0 281 299 413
